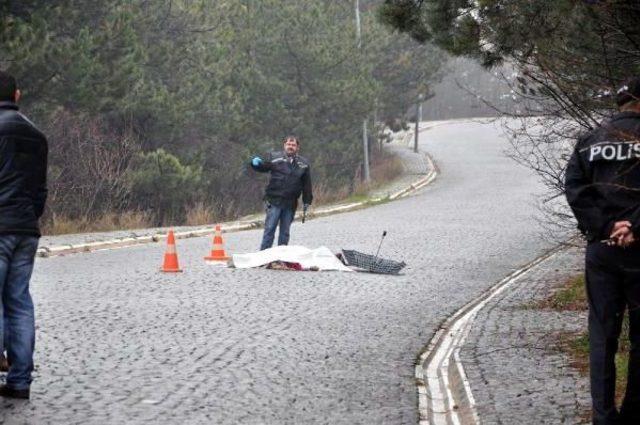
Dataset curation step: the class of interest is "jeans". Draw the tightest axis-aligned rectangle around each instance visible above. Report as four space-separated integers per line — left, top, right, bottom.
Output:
260 203 295 250
0 235 39 390
585 242 640 425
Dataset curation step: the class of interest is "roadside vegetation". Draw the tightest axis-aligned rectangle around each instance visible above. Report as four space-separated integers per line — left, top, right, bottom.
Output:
43 149 404 234
1 1 443 233
380 1 640 233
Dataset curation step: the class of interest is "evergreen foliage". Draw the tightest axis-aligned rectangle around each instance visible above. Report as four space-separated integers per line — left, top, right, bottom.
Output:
0 0 444 226
380 0 640 233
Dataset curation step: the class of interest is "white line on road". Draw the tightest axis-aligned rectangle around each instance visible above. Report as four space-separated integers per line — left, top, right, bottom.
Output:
415 244 567 424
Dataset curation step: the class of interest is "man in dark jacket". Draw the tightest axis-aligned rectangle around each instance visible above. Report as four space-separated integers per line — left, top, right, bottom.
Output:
565 77 640 425
250 135 313 250
0 71 48 400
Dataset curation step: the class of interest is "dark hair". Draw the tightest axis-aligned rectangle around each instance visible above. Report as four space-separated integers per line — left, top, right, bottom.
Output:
283 135 300 145
0 71 17 102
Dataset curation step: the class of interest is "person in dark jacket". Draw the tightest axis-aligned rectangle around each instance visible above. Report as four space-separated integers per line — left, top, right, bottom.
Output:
565 77 640 425
0 71 48 400
250 135 313 250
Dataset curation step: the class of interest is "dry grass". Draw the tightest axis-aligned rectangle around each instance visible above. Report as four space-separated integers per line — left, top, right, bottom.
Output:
43 211 152 235
313 152 404 205
185 202 216 226
370 154 404 184
312 183 353 205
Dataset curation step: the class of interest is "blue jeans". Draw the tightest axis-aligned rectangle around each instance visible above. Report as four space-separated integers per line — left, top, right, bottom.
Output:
260 203 295 250
0 235 39 390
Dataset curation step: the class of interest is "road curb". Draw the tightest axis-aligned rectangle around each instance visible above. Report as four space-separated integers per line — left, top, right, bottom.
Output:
37 139 437 258
415 244 568 425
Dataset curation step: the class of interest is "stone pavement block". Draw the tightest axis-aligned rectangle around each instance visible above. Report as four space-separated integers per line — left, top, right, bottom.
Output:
461 246 590 424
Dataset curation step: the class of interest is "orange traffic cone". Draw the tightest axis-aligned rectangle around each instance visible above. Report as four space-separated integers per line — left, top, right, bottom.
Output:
161 230 183 272
204 225 230 261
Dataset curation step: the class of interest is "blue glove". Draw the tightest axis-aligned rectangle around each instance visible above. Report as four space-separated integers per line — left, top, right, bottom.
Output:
251 157 263 167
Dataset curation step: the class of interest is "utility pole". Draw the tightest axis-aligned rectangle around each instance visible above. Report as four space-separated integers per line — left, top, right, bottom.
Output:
414 94 423 153
355 0 370 182
355 0 362 49
374 105 382 151
363 119 370 182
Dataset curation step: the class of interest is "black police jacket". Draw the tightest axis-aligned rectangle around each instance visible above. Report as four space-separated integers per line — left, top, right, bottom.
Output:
250 151 313 208
565 111 640 241
0 101 48 236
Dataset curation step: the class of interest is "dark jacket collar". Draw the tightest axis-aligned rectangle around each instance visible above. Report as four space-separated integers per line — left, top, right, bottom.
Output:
0 101 19 111
281 151 298 160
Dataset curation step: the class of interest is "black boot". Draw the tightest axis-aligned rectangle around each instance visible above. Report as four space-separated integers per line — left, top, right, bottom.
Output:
0 385 30 399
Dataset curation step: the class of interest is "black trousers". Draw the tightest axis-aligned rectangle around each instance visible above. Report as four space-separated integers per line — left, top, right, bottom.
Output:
586 242 640 425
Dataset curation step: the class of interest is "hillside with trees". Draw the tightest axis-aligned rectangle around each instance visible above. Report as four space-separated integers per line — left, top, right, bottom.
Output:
1 0 445 231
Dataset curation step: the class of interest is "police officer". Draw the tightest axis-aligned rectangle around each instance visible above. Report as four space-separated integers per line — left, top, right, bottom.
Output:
250 135 313 250
565 77 640 425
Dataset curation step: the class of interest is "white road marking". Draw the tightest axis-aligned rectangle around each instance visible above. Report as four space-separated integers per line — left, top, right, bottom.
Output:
415 245 566 424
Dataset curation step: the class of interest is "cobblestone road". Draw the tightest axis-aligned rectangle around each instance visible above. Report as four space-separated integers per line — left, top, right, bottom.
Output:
2 120 553 424
460 246 590 424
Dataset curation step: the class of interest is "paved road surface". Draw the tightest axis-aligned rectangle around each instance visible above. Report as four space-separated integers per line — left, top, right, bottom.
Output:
460 246 589 424
2 120 553 424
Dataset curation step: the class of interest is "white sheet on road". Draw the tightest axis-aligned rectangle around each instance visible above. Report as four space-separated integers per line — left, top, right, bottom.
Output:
232 245 353 272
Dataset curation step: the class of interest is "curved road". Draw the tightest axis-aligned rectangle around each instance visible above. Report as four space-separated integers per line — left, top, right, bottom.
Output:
2 120 553 424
